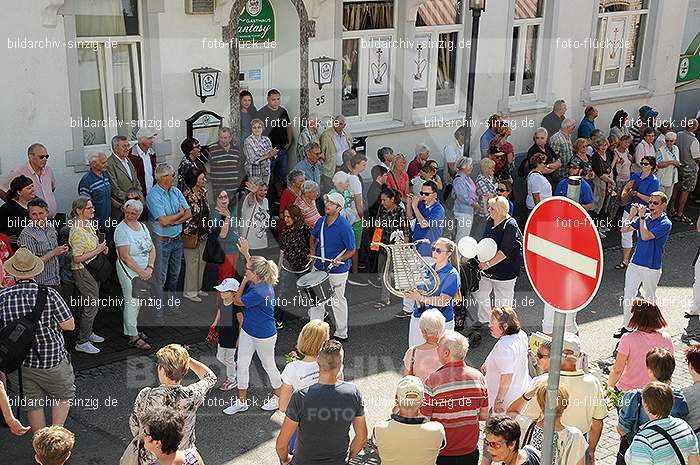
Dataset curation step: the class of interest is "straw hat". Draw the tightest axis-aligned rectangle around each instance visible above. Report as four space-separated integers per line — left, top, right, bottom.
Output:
3 247 44 279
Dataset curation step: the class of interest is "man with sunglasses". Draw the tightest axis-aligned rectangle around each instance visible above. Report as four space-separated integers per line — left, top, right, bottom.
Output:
619 191 672 338
0 143 57 218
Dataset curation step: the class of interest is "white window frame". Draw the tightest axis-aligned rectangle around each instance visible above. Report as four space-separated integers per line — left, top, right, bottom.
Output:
341 2 397 124
590 4 649 90
509 1 546 103
412 23 463 118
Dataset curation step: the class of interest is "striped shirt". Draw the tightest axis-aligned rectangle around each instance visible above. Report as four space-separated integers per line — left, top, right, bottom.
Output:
78 170 112 230
420 361 488 456
207 142 246 198
626 417 699 465
17 225 60 285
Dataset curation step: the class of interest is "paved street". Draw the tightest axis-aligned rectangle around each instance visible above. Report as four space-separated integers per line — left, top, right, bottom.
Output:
1 221 699 465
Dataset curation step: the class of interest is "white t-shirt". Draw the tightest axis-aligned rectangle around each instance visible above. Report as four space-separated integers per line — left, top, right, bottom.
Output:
526 172 552 209
281 360 320 391
484 330 531 409
443 141 462 183
239 196 269 250
347 174 362 224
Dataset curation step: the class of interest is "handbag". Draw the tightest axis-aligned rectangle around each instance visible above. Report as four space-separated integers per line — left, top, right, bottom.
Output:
118 260 152 300
85 252 113 283
203 235 225 264
182 233 199 250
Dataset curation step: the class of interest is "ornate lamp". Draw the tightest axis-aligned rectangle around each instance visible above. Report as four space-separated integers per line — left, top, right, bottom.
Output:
311 56 337 90
191 67 221 103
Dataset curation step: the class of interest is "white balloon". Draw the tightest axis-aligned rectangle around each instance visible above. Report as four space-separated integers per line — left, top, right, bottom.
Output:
477 238 498 262
458 236 479 259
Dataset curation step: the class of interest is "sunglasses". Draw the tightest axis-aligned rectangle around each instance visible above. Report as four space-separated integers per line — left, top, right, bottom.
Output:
420 191 433 196
39 155 50 160
484 438 505 449
648 200 664 205
431 246 445 253
640 162 651 166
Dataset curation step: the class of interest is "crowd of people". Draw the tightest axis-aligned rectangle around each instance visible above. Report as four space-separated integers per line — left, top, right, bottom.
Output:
0 93 699 465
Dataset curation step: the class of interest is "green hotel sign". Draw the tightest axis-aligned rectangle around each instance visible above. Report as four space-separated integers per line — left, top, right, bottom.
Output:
239 0 275 43
677 32 700 84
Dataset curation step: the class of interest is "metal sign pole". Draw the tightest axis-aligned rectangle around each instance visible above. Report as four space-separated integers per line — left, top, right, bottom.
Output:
540 310 566 465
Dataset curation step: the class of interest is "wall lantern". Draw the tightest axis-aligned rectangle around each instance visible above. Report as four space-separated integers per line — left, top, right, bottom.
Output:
469 0 486 11
311 56 337 90
191 67 221 103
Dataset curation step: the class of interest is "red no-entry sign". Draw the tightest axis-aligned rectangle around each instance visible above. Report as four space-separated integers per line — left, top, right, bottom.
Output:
523 197 603 312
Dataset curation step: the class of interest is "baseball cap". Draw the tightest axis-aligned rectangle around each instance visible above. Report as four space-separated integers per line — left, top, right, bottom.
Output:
396 376 424 407
639 105 652 117
214 278 240 292
562 332 581 357
568 158 583 169
136 127 158 139
326 192 345 209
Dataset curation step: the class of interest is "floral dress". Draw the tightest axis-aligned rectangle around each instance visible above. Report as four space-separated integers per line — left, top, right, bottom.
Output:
182 187 211 242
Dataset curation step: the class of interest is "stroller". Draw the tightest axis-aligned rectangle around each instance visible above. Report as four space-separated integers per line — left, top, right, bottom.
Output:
454 257 483 347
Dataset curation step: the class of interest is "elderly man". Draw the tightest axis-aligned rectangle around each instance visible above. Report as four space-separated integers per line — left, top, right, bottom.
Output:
146 163 191 306
443 127 465 183
578 106 598 139
128 128 158 198
549 118 576 179
540 99 568 137
296 114 322 157
108 135 142 220
208 127 247 212
0 143 57 218
78 152 112 232
18 198 68 288
408 143 431 179
421 331 488 465
320 115 353 192
294 142 322 188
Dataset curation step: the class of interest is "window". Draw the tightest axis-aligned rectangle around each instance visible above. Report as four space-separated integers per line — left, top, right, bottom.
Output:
76 0 144 147
342 1 395 121
591 0 648 88
413 0 462 113
509 0 545 101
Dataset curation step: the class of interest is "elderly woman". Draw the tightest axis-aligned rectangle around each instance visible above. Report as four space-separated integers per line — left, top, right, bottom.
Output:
224 239 283 415
115 199 155 350
526 153 552 211
472 158 497 240
482 307 530 413
490 126 515 181
472 196 523 325
591 137 616 232
0 175 35 248
484 415 541 465
295 180 321 228
404 237 460 347
453 157 480 242
617 155 660 269
607 298 673 392
181 168 211 302
571 138 595 184
240 90 257 141
402 309 445 381
278 169 306 241
240 179 270 251
498 180 515 216
177 137 206 191
18 198 67 288
296 115 322 157
69 196 107 355
634 127 657 169
210 190 240 282
387 153 410 202
244 118 278 185
121 344 216 465
656 131 680 206
408 143 431 178
526 127 561 187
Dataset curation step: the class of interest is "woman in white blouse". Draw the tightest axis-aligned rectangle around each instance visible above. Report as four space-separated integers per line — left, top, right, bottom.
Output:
526 153 552 211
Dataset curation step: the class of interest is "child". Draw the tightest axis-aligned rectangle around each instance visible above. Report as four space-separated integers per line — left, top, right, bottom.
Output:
211 278 243 391
33 425 75 465
328 171 357 225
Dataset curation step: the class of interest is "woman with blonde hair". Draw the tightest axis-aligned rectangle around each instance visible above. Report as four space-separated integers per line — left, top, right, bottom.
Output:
223 238 283 415
386 153 410 202
404 237 461 347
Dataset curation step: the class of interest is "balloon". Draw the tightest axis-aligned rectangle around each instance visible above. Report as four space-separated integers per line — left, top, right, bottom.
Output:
477 238 498 262
458 236 479 259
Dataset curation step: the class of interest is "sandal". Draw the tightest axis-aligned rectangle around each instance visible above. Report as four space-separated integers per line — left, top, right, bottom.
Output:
129 337 151 350
678 215 694 224
615 262 628 270
138 332 148 340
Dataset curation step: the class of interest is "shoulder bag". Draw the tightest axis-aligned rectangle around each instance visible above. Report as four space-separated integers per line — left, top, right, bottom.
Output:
646 425 686 465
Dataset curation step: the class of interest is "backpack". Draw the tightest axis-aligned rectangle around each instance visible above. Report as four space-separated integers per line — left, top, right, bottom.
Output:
0 285 49 374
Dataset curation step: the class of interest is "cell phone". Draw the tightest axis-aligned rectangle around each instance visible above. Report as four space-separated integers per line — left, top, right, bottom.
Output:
97 232 105 243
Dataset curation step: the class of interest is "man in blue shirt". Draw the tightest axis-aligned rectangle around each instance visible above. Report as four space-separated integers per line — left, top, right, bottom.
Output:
554 159 595 211
147 163 191 307
78 152 112 232
618 191 672 337
577 106 598 139
307 192 356 342
293 142 322 188
396 180 445 319
480 114 501 159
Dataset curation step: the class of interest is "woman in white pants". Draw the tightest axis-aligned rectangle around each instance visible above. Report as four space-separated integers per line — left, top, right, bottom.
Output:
404 237 461 347
224 239 283 415
452 157 479 243
472 196 523 325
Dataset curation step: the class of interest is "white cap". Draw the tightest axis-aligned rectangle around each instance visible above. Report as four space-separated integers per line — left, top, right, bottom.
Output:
214 278 240 292
396 376 424 408
562 332 581 357
136 127 158 139
326 192 345 209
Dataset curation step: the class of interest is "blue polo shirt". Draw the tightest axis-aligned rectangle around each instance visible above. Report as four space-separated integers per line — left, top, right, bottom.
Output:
146 184 190 238
78 170 112 230
577 118 595 138
624 172 660 213
241 282 276 338
294 159 321 187
630 213 672 270
412 201 445 256
412 262 460 322
554 178 594 206
312 215 355 274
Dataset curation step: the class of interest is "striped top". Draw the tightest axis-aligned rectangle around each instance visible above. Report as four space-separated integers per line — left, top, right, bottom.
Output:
420 361 488 456
626 417 699 465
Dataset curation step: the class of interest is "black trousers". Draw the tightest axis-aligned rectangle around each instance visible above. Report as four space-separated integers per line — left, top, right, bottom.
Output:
436 449 479 465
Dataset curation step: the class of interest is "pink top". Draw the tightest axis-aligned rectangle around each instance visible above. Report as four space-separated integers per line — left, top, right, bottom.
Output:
617 330 674 391
294 196 321 228
634 141 656 166
614 148 632 182
0 162 56 218
403 344 443 381
387 170 409 199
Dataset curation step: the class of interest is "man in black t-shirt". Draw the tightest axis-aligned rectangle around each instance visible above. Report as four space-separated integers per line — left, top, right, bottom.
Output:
256 89 294 204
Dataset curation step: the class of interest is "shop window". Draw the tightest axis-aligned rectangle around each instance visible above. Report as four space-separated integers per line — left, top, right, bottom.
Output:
343 1 394 31
76 0 140 37
590 0 648 88
509 0 545 101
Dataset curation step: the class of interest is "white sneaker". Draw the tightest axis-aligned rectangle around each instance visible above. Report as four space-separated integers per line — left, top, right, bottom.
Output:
88 332 105 343
183 294 202 303
198 291 209 297
223 399 249 415
75 341 100 354
261 395 279 411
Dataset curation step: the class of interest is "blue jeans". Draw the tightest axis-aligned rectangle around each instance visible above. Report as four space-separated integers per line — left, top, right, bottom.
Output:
271 148 289 191
154 238 183 299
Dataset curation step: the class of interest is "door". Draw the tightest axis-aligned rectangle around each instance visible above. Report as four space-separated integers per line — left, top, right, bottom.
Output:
239 51 272 109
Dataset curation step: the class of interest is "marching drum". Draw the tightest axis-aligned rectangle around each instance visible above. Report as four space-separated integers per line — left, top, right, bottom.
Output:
297 270 334 307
